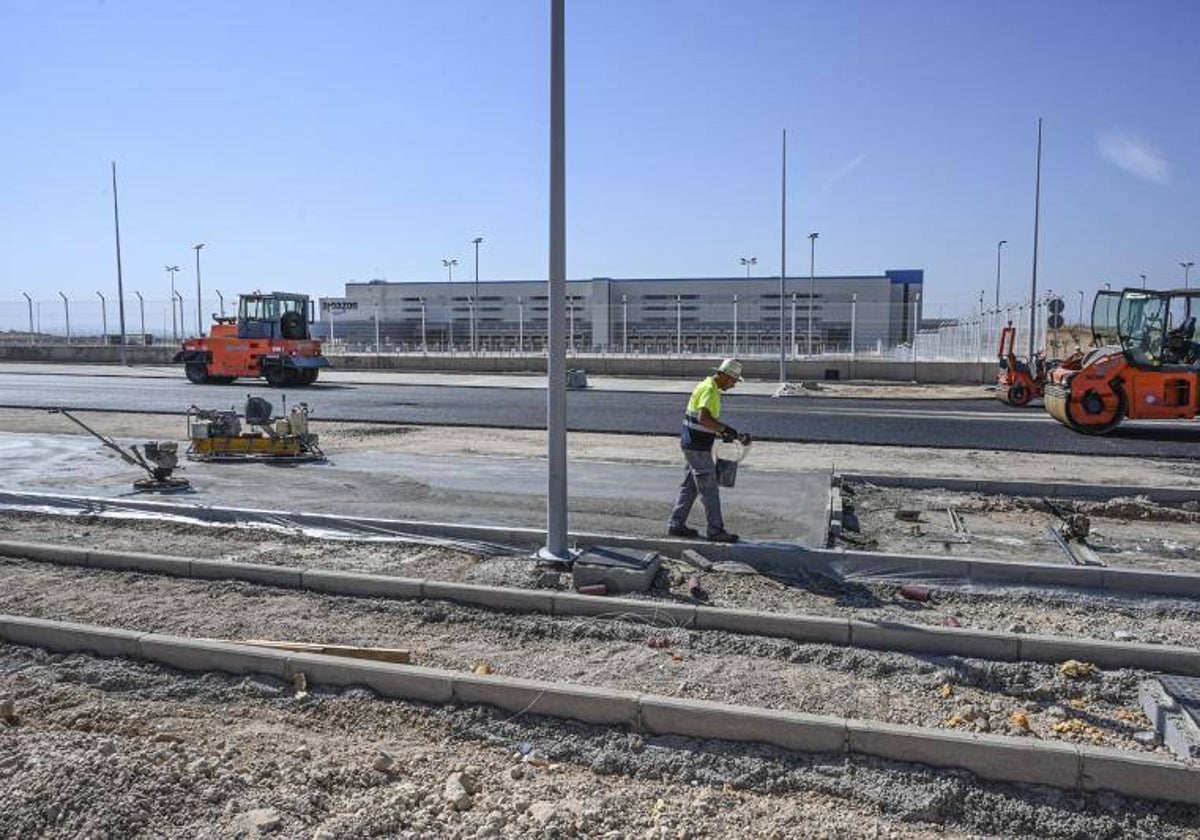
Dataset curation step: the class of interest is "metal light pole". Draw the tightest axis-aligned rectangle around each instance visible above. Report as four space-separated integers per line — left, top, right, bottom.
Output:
850 292 858 359
1028 118 1043 359
468 296 476 352
420 297 427 351
518 296 525 353
912 291 921 363
96 291 108 344
216 290 225 317
995 240 1006 308
779 129 788 383
1139 273 1147 290
374 301 381 352
134 291 145 341
1183 261 1195 289
442 258 457 350
1077 290 1084 330
807 232 818 356
740 256 756 278
59 292 71 344
568 295 575 354
193 243 205 336
733 294 739 355
472 237 483 354
111 162 128 364
790 293 797 358
621 293 627 354
173 291 183 338
166 266 180 340
21 292 33 339
543 0 569 559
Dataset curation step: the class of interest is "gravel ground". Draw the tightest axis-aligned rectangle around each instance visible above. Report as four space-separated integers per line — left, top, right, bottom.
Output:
846 482 1200 573
3 644 1200 839
0 548 1183 762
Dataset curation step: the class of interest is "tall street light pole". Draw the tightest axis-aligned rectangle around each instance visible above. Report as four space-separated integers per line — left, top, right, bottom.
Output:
779 129 787 383
134 291 145 341
740 256 756 278
472 237 483 354
111 162 128 364
21 292 33 338
1028 118 1043 359
807 232 818 356
994 240 1006 308
1139 273 1147 290
193 243 205 336
96 291 107 343
59 292 71 344
543 0 569 560
1183 261 1195 289
442 258 458 350
166 266 180 340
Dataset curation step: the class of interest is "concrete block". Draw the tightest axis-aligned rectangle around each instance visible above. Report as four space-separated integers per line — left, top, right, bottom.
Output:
285 651 454 704
1018 635 1200 675
571 546 660 594
846 719 1080 787
694 608 850 646
848 620 1019 661
551 593 696 628
1079 745 1200 805
0 540 90 568
452 673 639 726
138 634 291 679
1102 568 1200 599
0 615 142 659
301 569 423 601
189 559 304 589
86 549 191 577
640 696 846 754
421 580 554 615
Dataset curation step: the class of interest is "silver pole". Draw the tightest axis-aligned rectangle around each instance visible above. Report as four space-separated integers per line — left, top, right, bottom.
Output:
779 129 787 382
374 302 380 352
420 297 427 351
621 293 627 354
111 162 128 365
790 293 796 358
1028 118 1042 358
544 0 568 559
733 293 738 355
173 291 183 338
166 266 180 340
22 292 33 339
60 292 70 344
472 237 483 354
807 232 818 355
97 291 107 344
443 258 457 350
135 291 145 343
850 293 857 359
193 243 205 337
676 294 682 354
995 240 1006 308
518 296 525 353
216 290 225 317
912 292 921 363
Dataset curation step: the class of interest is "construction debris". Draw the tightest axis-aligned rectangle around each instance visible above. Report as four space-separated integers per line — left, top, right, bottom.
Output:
1060 659 1097 679
571 546 660 594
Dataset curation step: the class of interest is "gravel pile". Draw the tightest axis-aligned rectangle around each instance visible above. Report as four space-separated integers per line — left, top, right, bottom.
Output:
4 645 1200 839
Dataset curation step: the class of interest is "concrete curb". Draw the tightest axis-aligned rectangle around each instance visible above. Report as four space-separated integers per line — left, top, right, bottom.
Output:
1 613 1196 806
842 472 1200 506
4 539 1200 676
9 489 1200 599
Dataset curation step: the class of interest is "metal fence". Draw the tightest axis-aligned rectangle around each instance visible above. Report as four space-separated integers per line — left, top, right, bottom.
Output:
0 295 230 345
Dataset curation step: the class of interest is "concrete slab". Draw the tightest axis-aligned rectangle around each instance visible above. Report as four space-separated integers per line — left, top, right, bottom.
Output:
0 614 142 659
284 651 454 704
1079 745 1200 805
571 546 660 594
639 696 847 754
845 719 1080 788
138 634 292 679
452 673 639 726
0 432 830 545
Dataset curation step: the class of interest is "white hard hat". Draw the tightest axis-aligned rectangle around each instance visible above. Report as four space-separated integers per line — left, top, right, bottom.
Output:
713 358 743 381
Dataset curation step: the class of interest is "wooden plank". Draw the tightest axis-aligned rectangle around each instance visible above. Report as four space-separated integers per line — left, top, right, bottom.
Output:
221 638 412 664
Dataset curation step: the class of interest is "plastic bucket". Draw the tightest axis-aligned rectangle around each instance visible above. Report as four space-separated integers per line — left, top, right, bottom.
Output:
714 440 749 488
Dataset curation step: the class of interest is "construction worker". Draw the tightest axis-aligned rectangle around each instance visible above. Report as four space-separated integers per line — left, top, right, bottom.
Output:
668 358 751 542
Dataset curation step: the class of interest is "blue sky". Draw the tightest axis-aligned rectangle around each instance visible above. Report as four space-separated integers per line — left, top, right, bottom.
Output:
2 0 1197 319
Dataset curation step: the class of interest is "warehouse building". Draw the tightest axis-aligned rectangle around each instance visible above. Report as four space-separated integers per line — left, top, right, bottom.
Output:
317 270 924 354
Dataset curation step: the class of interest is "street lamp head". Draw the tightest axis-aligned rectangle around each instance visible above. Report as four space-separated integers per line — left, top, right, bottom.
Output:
808 232 819 240
472 237 483 245
166 265 180 272
442 258 457 267
193 243 204 251
999 240 1007 247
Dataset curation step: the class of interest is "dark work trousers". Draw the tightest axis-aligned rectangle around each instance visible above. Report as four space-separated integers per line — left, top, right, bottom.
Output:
668 448 725 535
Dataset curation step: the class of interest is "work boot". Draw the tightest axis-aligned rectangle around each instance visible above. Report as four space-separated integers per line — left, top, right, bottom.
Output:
706 530 739 543
667 524 700 538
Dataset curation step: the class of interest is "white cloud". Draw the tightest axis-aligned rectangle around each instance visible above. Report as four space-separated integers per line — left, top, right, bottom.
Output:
1098 130 1169 184
823 153 867 191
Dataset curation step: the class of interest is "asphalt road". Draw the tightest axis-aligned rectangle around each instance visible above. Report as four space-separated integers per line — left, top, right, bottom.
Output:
2 370 1199 458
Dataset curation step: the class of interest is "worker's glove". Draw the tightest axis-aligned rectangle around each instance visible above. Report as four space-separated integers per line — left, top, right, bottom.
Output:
738 432 753 446
719 426 739 443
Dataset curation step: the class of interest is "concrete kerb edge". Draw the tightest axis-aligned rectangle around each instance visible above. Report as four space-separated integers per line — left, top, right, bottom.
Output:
4 540 1200 675
1 612 1198 805
840 472 1200 506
